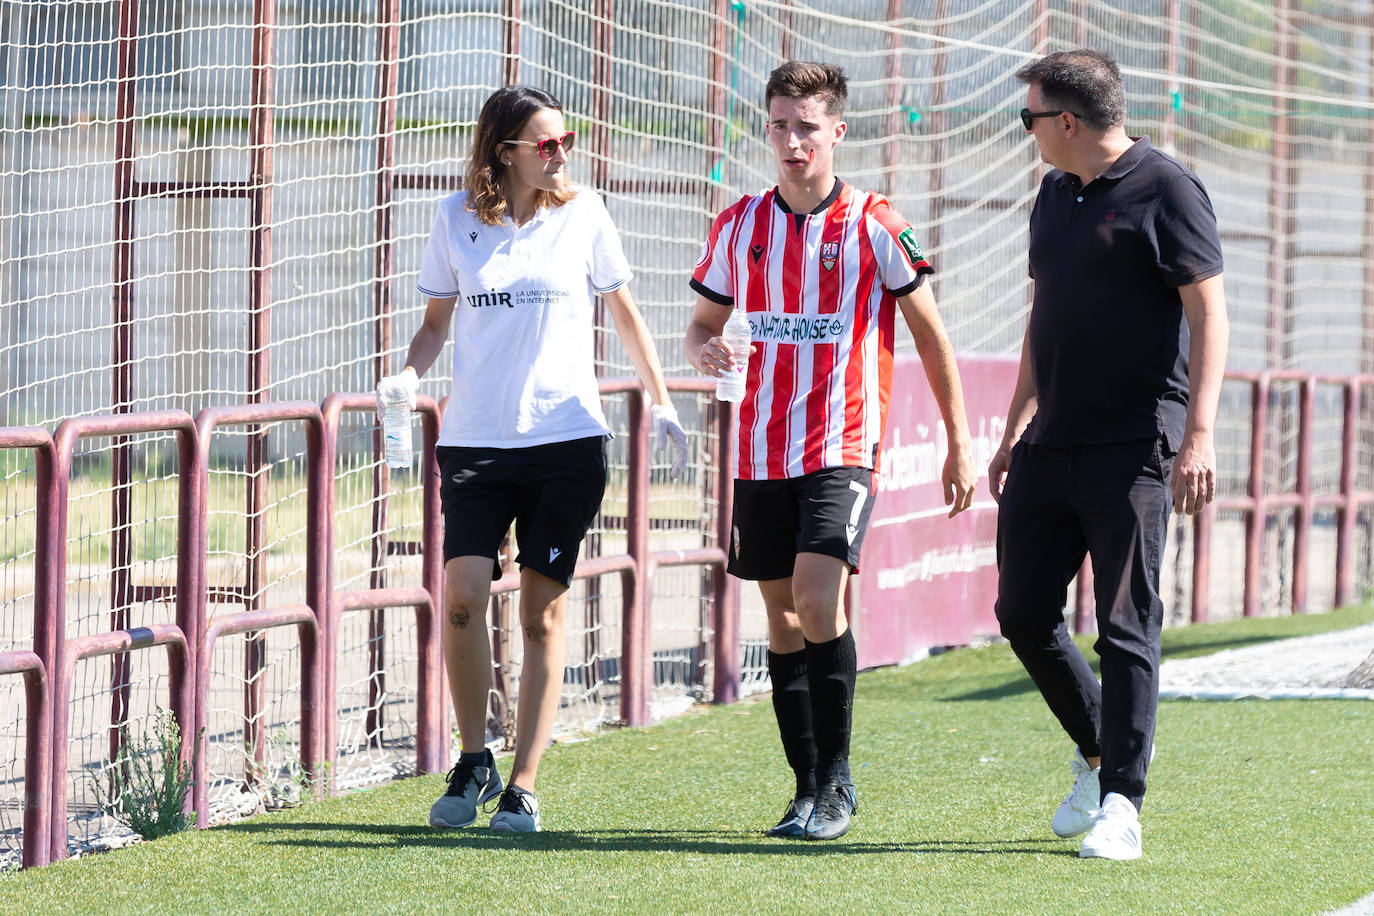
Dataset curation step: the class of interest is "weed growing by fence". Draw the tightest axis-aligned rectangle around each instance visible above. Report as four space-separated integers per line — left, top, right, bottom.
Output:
99 710 201 841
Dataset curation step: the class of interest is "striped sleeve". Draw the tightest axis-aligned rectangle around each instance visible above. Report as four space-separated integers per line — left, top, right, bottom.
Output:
690 196 748 306
865 197 933 297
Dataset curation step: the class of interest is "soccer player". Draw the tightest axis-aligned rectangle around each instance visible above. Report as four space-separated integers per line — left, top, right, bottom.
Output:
989 50 1228 860
685 61 977 840
377 85 687 833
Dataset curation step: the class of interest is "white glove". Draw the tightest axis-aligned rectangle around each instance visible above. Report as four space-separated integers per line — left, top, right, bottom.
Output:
651 403 688 480
375 367 420 419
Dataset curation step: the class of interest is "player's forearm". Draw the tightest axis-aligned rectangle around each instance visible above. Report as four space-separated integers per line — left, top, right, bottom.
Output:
899 285 971 448
400 297 457 379
914 332 972 449
605 287 673 408
684 320 716 374
1181 277 1229 440
402 324 447 378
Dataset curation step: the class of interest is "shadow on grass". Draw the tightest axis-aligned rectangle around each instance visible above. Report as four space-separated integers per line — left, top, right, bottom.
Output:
218 821 1070 857
1157 633 1293 659
938 633 1288 702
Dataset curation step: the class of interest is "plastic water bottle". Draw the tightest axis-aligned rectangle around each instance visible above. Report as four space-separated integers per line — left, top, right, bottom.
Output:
715 309 751 403
382 402 413 469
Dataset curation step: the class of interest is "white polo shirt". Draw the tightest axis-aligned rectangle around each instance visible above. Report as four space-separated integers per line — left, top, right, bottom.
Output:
416 187 632 448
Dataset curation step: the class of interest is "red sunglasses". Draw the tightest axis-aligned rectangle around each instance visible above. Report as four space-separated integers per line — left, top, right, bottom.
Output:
502 130 576 161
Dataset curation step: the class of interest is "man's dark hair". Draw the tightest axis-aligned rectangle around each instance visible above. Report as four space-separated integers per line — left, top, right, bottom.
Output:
1015 49 1125 131
765 61 848 117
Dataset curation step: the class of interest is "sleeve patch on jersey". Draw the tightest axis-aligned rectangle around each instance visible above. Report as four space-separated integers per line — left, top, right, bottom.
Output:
897 227 926 268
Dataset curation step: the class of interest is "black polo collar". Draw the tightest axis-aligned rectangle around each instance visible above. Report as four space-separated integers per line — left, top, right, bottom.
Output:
774 178 844 216
1055 136 1152 187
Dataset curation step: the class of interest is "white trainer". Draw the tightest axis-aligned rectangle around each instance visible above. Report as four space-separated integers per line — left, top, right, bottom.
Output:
489 787 541 833
1079 792 1142 860
1051 748 1100 838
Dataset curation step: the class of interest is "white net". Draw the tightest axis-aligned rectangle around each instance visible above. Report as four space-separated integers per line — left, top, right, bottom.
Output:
3 0 1374 863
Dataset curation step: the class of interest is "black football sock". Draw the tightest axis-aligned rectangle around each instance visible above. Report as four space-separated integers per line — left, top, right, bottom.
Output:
806 629 857 787
767 648 817 798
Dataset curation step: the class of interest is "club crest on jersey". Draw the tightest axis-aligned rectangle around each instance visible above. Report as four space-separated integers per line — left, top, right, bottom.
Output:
820 241 839 271
896 227 925 268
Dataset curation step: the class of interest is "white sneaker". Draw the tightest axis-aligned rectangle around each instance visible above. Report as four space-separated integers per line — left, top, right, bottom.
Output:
1051 748 1100 838
489 787 541 833
1079 792 1142 860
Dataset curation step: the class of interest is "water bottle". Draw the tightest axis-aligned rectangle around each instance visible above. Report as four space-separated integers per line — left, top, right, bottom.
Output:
715 309 751 403
382 402 413 469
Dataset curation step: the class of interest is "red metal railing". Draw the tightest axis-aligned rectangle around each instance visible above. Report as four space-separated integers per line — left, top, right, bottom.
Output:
190 403 328 821
0 426 55 868
1199 371 1374 620
321 394 447 777
46 412 199 863
1073 370 1374 631
0 378 735 866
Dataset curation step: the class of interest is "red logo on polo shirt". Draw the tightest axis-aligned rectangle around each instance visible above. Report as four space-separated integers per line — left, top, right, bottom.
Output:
1105 210 1116 221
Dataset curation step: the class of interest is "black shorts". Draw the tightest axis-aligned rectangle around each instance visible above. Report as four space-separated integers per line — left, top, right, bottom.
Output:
437 436 607 587
727 466 876 581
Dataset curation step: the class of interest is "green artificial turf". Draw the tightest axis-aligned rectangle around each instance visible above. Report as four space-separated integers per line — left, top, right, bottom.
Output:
7 605 1373 915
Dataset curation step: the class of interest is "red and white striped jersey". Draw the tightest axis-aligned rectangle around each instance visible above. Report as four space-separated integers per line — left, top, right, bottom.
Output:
691 180 934 480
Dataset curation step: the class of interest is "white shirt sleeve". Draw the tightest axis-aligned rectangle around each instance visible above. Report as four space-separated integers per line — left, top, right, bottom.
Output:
585 191 633 293
416 201 461 299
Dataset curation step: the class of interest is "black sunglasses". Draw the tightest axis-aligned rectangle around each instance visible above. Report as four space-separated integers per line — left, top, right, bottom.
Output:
501 130 576 161
1020 107 1081 131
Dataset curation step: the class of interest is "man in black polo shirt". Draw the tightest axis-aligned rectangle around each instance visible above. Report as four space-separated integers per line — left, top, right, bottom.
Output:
988 49 1229 861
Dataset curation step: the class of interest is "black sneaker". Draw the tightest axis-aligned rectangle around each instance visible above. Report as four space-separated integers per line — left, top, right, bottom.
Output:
428 749 504 828
803 781 857 841
765 796 815 838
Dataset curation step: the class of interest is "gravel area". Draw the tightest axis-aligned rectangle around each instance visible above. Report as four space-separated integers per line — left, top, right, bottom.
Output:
1159 624 1374 699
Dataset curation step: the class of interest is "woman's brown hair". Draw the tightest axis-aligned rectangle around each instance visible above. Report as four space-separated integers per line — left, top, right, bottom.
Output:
465 86 576 225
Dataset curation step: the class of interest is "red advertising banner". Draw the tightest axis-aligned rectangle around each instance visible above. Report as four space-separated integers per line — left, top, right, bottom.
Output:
852 354 1019 668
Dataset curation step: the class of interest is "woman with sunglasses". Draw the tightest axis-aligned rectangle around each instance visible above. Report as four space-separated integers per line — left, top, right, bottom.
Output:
376 85 687 833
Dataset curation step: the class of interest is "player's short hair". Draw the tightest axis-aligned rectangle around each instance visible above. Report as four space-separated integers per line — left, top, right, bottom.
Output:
465 85 575 225
765 61 848 117
1015 49 1125 131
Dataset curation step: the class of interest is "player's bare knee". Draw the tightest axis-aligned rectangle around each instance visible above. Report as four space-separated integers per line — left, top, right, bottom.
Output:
519 605 562 643
793 607 843 642
444 591 485 631
764 601 800 626
792 586 837 624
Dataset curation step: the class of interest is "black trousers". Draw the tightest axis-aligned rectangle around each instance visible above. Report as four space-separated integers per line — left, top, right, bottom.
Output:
994 436 1173 809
